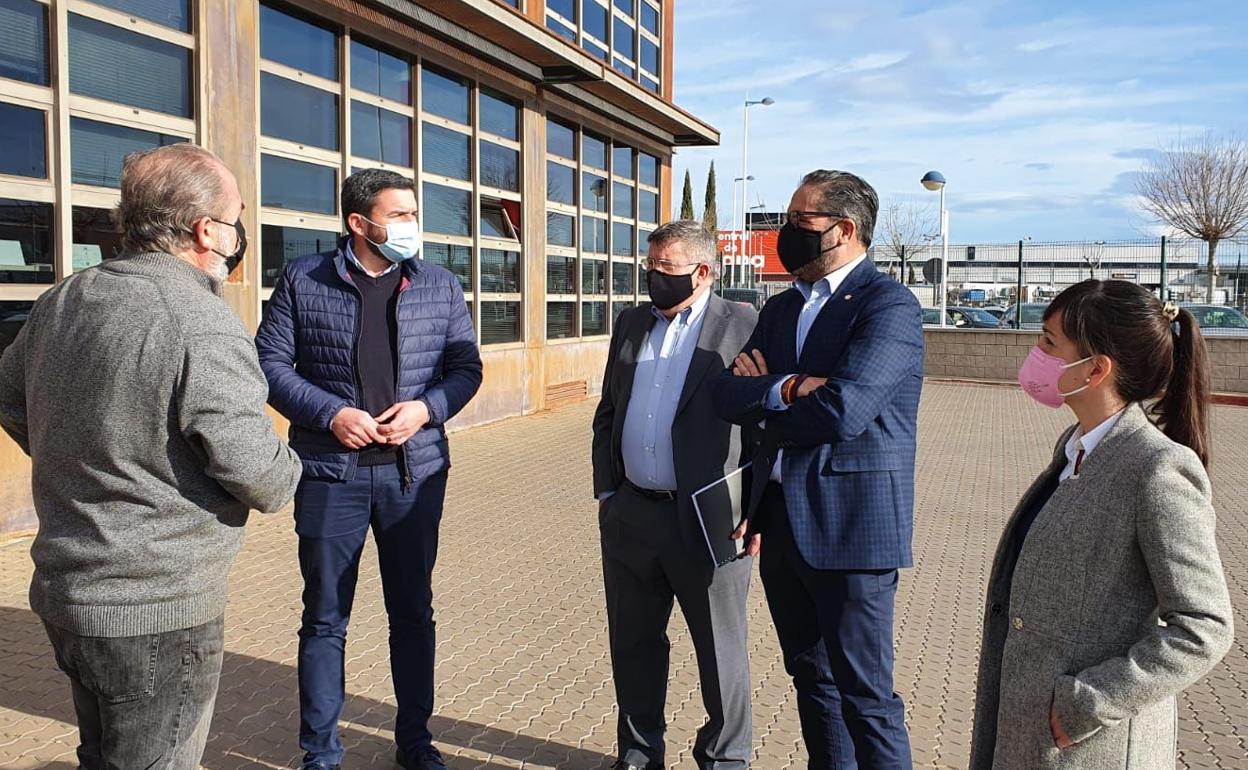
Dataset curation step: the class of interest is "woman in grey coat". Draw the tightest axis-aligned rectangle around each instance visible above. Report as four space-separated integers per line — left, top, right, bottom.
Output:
970 280 1233 770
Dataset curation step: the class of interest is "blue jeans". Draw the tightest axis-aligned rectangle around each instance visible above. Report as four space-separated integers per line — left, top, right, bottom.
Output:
295 464 447 765
43 615 225 770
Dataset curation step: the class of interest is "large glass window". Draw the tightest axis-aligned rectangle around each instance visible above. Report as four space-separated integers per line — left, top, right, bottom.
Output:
91 0 191 32
582 301 606 335
547 255 576 294
612 222 635 257
583 216 607 253
612 182 633 219
261 73 339 150
423 183 471 236
0 0 50 85
639 152 658 187
548 0 575 19
0 200 53 284
546 301 576 339
422 123 471 181
583 173 608 212
423 241 471 290
546 213 574 247
612 261 634 295
350 40 410 103
480 89 518 140
261 154 337 214
480 198 519 240
480 142 519 192
480 301 520 344
422 67 470 125
613 144 634 178
638 190 658 223
582 0 608 40
260 4 337 80
70 206 123 272
583 133 607 170
547 162 575 205
548 120 576 160
69 14 192 117
582 258 607 294
640 38 659 75
640 2 659 35
261 225 338 286
351 101 411 166
480 248 520 293
613 18 635 60
0 103 46 179
71 118 182 188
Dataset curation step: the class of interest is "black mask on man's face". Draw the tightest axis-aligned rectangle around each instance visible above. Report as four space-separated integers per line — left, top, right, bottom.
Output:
647 268 698 310
777 221 837 274
211 218 247 274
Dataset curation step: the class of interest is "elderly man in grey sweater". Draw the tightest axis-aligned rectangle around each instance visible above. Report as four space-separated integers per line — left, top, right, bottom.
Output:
0 143 302 769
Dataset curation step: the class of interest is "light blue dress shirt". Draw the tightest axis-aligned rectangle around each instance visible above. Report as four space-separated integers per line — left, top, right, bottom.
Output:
345 240 400 276
618 289 712 492
765 253 869 482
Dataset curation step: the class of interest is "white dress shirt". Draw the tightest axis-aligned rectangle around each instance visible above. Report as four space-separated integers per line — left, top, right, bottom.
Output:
1059 408 1126 482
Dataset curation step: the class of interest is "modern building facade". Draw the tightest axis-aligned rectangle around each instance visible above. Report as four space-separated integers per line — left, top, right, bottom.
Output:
0 0 717 536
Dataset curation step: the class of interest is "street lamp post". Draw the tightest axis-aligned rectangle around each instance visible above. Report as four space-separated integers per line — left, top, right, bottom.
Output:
921 171 948 328
740 94 773 288
731 175 754 287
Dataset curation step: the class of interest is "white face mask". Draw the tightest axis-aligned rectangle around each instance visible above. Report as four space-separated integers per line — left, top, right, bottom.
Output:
362 216 422 263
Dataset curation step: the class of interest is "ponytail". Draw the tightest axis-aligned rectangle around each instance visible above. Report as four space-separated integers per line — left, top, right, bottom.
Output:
1151 308 1212 467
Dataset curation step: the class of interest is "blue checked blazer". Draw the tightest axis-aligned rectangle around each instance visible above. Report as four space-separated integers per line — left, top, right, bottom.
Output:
712 258 924 570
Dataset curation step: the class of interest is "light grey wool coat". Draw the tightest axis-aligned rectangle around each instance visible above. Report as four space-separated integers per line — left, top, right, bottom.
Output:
970 403 1233 770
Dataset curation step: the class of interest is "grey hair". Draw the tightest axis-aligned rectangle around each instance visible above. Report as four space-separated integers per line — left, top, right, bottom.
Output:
646 219 721 277
115 143 231 255
800 169 879 247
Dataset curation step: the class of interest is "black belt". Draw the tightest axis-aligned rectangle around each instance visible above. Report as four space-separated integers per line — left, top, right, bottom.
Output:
624 479 676 501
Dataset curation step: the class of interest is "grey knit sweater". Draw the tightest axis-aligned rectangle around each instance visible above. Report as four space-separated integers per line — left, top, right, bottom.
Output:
0 252 302 637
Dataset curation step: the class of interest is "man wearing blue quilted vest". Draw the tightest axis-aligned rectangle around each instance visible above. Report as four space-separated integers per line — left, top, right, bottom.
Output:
256 168 483 770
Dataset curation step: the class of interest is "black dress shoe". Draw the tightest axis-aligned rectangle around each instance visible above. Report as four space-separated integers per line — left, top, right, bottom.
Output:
396 746 448 769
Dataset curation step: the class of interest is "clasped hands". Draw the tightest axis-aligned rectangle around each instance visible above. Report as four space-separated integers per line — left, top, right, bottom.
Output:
330 401 429 449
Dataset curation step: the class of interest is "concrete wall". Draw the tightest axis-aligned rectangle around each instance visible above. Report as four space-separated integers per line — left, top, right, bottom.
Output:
923 328 1248 395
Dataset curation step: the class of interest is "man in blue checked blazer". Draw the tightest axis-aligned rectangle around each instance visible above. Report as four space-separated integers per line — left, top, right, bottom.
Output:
713 170 924 769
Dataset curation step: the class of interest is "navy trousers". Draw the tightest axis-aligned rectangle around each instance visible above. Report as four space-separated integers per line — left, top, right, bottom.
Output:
758 484 912 770
295 463 447 765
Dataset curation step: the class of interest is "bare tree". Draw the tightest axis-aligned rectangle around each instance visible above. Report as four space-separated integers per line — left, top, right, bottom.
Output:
879 199 938 284
1082 241 1105 280
1136 134 1248 302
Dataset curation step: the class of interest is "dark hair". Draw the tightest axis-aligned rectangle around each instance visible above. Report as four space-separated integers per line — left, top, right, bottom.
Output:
1045 280 1212 467
800 169 879 247
341 168 416 230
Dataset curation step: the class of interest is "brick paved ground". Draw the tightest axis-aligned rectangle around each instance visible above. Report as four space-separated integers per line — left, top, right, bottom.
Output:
1 382 1246 769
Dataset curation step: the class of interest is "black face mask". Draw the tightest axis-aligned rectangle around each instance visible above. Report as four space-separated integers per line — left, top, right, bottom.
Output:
647 268 697 310
777 221 837 274
210 218 247 274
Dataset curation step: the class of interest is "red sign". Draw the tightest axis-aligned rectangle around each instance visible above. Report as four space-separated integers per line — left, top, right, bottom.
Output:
717 230 785 280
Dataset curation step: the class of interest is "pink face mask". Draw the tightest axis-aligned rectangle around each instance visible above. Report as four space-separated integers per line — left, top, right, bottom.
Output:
1018 346 1094 408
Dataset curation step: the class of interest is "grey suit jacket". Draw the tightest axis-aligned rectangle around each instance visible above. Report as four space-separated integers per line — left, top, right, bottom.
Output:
592 293 759 557
970 404 1233 770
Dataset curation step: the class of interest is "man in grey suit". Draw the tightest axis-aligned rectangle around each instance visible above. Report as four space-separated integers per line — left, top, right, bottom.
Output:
592 220 759 770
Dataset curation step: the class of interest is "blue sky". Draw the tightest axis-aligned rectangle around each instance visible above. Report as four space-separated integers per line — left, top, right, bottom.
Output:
669 0 1248 243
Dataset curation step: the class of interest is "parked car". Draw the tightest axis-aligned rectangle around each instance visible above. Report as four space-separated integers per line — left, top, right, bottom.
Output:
1181 304 1248 335
981 306 1009 320
716 287 766 311
999 303 1049 330
922 307 999 328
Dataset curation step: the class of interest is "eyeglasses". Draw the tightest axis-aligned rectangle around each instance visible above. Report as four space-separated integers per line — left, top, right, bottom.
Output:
787 210 844 225
644 257 702 273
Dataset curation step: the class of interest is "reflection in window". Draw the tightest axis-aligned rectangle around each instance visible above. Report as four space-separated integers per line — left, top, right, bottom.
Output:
0 0 49 86
351 101 411 166
481 141 519 192
480 301 520 344
421 66 470 125
640 2 658 34
260 154 337 214
583 133 607 170
639 153 658 186
480 89 519 140
547 120 576 159
69 14 192 117
547 162 575 205
350 40 410 103
612 261 634 295
547 0 575 20
261 224 338 287
612 182 633 219
613 17 635 59
640 38 659 75
260 4 337 80
582 258 606 294
480 248 520 293
261 73 339 150
613 144 634 178
639 190 658 223
71 118 182 188
423 241 471 290
0 102 46 179
546 301 576 339
582 0 608 40
582 216 607 254
480 198 520 240
546 212 574 247
582 173 608 212
423 183 471 236
612 222 635 257
546 15 576 42
71 206 122 272
641 74 659 93
546 255 576 294
92 0 190 31
582 300 606 335
0 199 53 284
422 124 471 181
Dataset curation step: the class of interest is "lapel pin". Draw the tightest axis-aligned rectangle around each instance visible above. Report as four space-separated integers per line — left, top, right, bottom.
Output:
844 294 853 300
